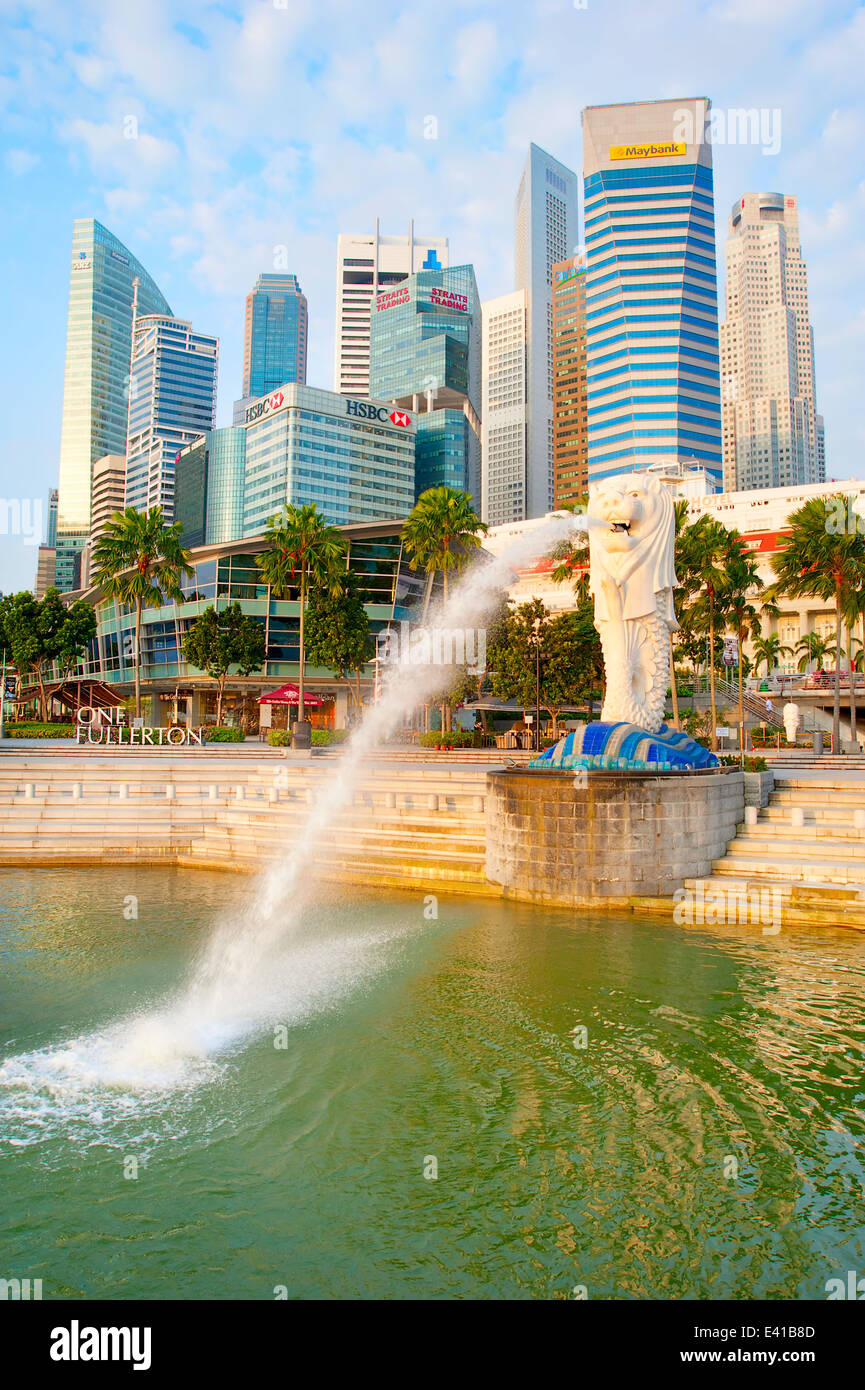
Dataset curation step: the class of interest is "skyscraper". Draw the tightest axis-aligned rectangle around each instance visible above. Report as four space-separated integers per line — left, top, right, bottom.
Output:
334 222 449 396
514 144 579 517
90 455 126 546
242 274 308 400
481 290 529 526
55 218 172 589
124 316 218 519
369 264 481 502
552 257 588 507
581 99 722 487
174 428 247 548
720 193 823 491
240 385 416 533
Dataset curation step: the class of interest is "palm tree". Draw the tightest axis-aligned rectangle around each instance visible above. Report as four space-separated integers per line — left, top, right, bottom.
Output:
401 487 487 607
752 633 792 678
773 496 865 750
722 544 764 758
91 507 193 719
255 504 346 723
681 515 734 751
794 632 832 673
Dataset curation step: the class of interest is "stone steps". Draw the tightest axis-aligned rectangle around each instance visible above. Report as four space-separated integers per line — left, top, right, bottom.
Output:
681 875 865 929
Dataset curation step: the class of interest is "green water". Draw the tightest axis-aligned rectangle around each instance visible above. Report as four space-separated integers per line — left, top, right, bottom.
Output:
1 866 864 1300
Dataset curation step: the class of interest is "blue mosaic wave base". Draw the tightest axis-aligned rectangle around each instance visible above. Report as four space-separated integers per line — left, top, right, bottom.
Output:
529 722 718 772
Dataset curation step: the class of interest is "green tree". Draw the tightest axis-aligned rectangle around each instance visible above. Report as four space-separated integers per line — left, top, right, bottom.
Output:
752 633 793 677
680 516 736 751
794 632 833 674
305 567 374 710
401 487 487 608
255 504 346 722
91 507 193 719
1 587 96 719
772 496 865 750
721 544 764 757
183 603 266 726
488 599 603 738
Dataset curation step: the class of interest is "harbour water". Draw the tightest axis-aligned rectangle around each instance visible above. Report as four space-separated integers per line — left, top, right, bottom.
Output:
2 866 864 1300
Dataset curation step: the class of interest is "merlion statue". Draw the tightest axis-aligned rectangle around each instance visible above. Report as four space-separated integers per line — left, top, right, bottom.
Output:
530 470 716 772
783 700 800 744
588 474 678 735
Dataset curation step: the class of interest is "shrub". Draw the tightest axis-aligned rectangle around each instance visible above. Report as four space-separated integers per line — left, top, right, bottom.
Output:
418 730 474 748
204 726 245 743
718 754 769 772
268 730 292 746
311 729 351 746
3 723 74 739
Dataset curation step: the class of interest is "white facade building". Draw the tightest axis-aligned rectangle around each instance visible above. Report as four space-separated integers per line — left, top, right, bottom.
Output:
481 290 529 526
720 193 824 491
514 144 579 519
333 222 448 397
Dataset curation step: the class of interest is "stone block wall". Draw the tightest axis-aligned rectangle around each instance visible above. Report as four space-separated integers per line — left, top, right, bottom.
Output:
485 768 744 906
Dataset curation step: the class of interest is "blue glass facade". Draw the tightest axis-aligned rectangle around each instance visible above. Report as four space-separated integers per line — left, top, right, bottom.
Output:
124 316 218 519
368 265 481 502
242 384 415 533
243 274 308 399
56 219 172 589
64 528 432 711
175 427 247 547
581 102 722 488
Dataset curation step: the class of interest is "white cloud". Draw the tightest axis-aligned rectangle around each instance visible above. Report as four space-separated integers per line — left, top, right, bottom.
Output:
60 117 179 179
4 148 40 174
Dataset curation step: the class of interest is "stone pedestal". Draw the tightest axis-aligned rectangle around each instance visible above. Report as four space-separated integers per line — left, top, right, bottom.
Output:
485 768 744 906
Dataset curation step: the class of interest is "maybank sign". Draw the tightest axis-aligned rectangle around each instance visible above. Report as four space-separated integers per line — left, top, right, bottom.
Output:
609 141 686 161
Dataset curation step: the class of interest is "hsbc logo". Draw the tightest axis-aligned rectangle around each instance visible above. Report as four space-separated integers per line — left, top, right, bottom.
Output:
245 390 287 424
345 400 412 427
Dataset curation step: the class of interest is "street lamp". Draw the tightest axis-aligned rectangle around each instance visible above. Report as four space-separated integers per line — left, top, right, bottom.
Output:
531 616 542 753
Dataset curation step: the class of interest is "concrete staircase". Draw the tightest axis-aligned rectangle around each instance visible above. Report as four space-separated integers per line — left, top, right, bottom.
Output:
684 773 865 929
0 753 497 897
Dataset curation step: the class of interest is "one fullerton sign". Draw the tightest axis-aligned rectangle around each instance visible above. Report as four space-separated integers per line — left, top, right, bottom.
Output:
75 707 204 746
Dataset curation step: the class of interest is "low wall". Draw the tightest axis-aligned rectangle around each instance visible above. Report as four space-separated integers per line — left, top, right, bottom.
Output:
485 768 744 907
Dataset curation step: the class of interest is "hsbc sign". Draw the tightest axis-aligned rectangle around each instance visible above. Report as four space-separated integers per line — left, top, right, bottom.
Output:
245 390 285 424
345 400 411 427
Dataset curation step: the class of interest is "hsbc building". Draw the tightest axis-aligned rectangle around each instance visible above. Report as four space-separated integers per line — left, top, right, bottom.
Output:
242 383 415 535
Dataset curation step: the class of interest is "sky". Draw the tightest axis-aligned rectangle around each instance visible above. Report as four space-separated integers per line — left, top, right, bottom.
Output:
0 0 863 592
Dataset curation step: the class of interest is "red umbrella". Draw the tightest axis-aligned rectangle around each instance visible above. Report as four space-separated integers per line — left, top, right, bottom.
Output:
258 683 324 707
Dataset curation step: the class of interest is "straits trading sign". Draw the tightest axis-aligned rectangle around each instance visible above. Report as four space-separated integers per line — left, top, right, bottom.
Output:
609 141 687 161
75 707 205 746
375 287 410 311
429 286 468 311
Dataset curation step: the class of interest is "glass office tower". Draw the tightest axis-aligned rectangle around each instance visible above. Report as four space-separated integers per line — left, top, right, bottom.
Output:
514 143 579 517
242 274 308 400
368 264 481 502
175 428 247 547
125 316 218 519
241 384 416 534
55 218 172 589
581 99 722 487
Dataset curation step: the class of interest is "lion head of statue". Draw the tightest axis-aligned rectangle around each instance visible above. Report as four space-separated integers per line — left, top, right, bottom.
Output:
588 473 678 624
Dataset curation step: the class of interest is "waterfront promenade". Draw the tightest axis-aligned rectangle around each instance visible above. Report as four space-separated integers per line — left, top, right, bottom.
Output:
2 743 865 929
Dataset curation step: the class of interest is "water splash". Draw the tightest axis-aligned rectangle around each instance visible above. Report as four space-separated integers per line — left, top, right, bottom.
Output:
0 513 583 1112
